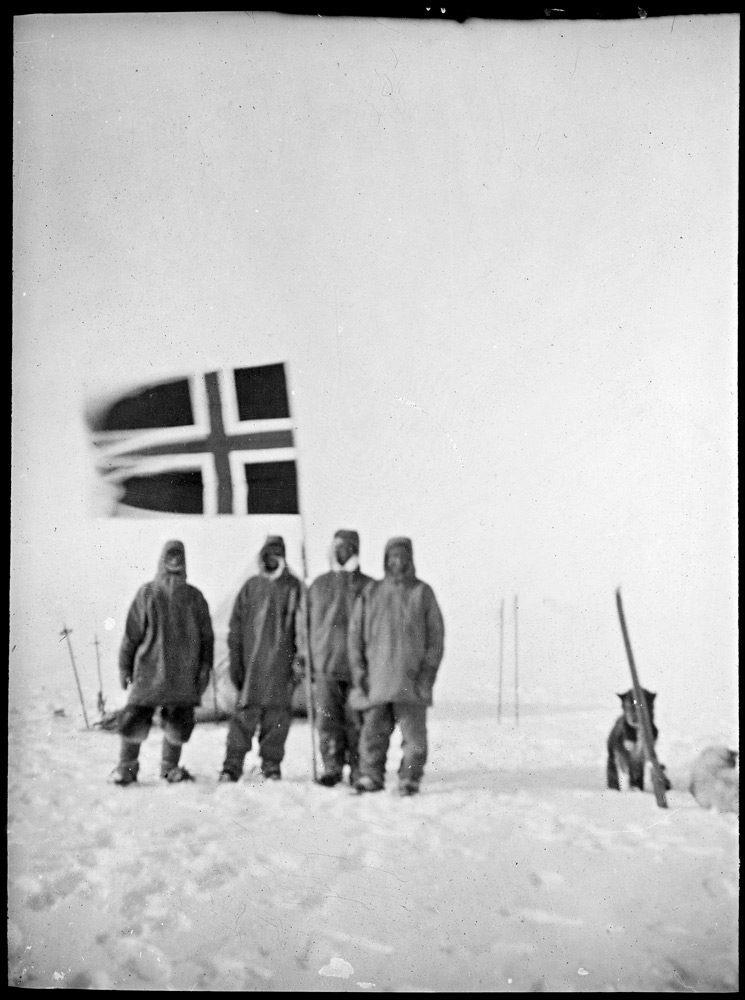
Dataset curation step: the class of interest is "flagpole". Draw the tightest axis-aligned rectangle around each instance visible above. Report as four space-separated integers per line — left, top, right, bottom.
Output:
514 595 519 726
284 362 318 783
211 662 220 721
300 543 319 783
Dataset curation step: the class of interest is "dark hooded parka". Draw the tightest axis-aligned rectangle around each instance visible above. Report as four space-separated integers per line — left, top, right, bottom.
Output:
119 540 214 707
348 537 445 709
305 530 373 682
228 536 302 708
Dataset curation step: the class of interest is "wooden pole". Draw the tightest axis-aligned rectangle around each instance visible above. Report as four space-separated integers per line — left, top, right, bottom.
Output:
211 657 220 720
615 589 668 808
300 545 318 783
283 363 318 782
60 626 90 729
92 634 105 716
514 595 519 725
497 598 505 723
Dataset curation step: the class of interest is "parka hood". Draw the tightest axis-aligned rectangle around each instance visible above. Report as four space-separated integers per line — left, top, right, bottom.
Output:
384 537 416 581
155 540 187 592
330 529 361 570
258 535 287 578
334 530 360 553
259 535 286 560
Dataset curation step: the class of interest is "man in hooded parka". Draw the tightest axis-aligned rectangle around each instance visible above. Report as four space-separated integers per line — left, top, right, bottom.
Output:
348 537 445 796
111 539 214 785
219 536 302 782
301 529 373 787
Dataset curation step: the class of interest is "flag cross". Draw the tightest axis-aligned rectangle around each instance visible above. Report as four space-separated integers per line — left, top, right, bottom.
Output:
91 366 297 516
125 373 293 514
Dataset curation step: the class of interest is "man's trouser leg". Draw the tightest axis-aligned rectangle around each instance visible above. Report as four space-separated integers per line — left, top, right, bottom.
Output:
160 706 196 779
316 678 348 779
222 705 261 779
112 739 141 784
257 706 292 777
357 703 395 789
114 705 155 782
341 681 363 783
394 703 428 789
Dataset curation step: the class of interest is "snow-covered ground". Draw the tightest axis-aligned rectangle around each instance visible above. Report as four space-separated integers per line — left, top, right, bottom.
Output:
7 675 738 992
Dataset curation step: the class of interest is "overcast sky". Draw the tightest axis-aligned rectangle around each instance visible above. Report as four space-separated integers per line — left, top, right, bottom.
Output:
12 12 738 719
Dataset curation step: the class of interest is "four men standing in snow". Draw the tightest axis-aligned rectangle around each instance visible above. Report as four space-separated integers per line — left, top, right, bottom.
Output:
111 531 444 795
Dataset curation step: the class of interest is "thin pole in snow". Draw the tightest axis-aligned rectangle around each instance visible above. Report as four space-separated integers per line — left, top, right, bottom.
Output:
92 634 105 716
211 661 220 720
300 543 318 783
514 595 519 725
60 626 90 729
497 598 505 723
284 362 318 783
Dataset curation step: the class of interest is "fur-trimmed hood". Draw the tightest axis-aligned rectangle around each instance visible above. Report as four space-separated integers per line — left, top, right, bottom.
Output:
257 535 287 577
384 536 416 582
330 529 361 571
155 540 187 594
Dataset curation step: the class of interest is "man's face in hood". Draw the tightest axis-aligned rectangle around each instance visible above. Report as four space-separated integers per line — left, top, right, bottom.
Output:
261 545 284 572
334 538 357 567
162 542 186 575
385 543 411 581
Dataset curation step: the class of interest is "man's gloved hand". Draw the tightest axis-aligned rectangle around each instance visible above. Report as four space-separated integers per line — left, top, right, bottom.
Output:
120 673 132 691
229 662 245 691
415 665 436 702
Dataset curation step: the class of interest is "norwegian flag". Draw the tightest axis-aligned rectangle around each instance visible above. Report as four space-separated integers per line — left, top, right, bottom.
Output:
87 363 299 516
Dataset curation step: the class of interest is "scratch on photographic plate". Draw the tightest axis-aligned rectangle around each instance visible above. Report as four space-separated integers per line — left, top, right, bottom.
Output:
327 928 394 955
395 396 464 468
